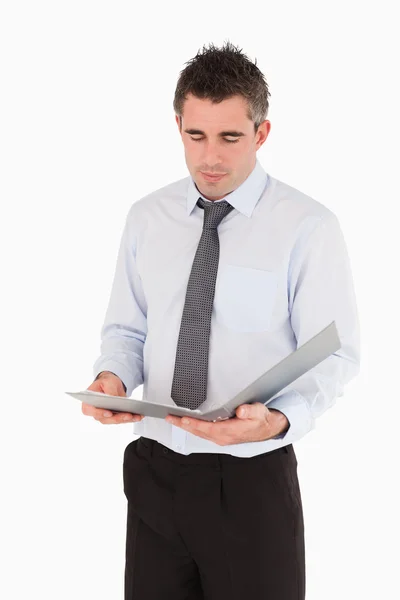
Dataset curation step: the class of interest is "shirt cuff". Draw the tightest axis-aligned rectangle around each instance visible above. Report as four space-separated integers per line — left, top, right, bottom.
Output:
267 390 315 442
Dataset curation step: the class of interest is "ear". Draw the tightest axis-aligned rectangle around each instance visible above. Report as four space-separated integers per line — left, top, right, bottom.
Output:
255 120 271 150
175 115 182 135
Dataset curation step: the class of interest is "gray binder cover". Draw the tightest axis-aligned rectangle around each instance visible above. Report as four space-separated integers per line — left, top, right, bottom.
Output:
66 321 341 422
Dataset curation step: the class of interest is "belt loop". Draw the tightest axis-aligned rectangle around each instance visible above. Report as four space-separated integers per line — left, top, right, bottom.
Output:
140 436 155 457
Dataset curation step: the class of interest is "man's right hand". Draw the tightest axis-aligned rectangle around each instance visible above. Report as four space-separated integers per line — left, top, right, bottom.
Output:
81 371 145 425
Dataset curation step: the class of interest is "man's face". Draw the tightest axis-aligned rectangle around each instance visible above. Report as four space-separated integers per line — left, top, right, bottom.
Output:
176 93 271 200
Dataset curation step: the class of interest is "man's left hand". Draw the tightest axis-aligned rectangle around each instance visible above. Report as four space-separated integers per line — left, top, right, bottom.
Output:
165 403 289 445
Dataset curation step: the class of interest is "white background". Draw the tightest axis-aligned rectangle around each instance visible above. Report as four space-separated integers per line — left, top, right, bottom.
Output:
1 1 399 598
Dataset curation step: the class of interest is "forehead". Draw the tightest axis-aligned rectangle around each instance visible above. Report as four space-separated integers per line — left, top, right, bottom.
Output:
182 93 251 129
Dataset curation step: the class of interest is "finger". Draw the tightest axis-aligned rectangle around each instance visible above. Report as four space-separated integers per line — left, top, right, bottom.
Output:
236 402 265 419
81 403 106 417
235 404 250 419
168 417 215 442
166 415 237 445
97 412 144 425
166 415 215 436
82 403 135 421
82 403 114 419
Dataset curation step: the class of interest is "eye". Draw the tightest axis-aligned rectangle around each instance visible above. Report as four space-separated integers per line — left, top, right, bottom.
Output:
190 137 239 144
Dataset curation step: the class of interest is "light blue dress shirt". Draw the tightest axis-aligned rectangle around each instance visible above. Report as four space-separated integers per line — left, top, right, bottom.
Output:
93 158 360 456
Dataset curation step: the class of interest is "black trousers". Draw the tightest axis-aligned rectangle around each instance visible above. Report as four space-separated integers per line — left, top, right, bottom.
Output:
123 436 305 600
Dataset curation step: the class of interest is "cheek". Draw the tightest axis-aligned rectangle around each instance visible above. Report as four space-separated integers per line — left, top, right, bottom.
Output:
184 145 199 162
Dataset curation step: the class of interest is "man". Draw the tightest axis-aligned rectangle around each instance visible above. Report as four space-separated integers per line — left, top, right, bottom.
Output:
82 41 360 599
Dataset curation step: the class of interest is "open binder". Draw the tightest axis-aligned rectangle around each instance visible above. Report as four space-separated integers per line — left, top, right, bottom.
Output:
66 321 341 422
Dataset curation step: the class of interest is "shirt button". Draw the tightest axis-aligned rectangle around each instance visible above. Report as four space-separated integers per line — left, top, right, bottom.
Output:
176 445 181 451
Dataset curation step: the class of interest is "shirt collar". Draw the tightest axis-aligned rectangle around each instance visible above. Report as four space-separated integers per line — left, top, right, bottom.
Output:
186 158 269 218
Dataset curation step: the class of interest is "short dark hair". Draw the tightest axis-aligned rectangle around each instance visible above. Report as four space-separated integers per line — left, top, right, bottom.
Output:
173 41 271 134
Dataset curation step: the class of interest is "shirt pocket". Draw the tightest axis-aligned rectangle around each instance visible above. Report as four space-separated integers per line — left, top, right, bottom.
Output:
213 264 278 332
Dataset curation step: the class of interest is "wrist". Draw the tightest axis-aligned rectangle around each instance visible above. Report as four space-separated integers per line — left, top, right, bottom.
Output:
269 408 290 436
95 371 115 380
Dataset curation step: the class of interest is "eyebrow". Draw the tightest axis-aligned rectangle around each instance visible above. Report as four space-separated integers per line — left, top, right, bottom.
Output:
184 128 246 138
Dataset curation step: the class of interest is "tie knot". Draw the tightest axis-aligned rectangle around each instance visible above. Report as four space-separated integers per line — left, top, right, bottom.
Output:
197 197 234 229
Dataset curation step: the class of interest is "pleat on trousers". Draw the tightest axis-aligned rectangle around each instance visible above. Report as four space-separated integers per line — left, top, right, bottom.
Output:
123 436 306 600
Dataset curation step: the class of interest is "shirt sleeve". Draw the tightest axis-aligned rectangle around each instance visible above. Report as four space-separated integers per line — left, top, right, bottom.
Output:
93 205 147 397
266 211 361 443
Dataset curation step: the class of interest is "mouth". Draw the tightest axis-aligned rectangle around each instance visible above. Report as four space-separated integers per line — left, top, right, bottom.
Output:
201 172 227 182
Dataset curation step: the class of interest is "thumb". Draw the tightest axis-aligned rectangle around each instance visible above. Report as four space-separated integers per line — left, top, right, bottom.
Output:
236 402 266 420
100 379 126 397
236 403 252 419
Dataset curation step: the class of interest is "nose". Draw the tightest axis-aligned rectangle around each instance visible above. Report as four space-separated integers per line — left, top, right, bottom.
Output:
202 142 223 169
